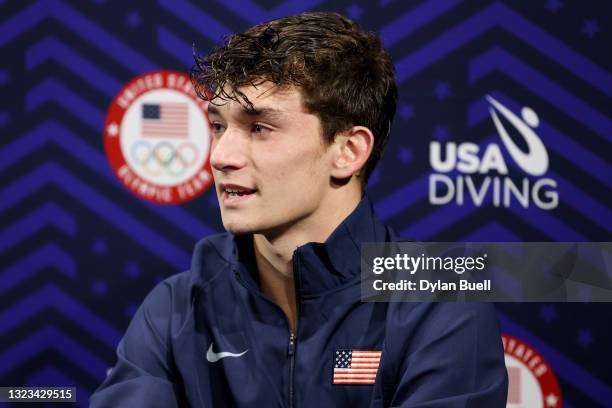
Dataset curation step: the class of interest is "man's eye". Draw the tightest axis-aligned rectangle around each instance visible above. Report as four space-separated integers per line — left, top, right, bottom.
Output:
252 124 270 134
211 122 225 134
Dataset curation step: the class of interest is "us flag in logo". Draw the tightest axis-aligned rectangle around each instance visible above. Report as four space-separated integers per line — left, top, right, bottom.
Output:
333 349 382 385
141 102 189 137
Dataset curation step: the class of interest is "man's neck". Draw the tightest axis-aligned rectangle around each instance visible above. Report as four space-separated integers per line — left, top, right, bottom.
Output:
252 188 362 332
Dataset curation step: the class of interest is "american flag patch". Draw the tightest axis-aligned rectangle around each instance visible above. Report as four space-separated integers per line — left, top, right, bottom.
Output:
333 349 382 385
141 102 189 137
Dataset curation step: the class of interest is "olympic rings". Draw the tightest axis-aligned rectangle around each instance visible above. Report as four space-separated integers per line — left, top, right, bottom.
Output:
129 140 200 178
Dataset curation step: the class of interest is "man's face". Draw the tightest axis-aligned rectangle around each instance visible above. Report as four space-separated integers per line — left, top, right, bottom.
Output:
208 83 335 236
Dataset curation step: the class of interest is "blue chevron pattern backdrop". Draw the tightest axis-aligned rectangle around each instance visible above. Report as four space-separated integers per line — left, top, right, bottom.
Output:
1 0 610 406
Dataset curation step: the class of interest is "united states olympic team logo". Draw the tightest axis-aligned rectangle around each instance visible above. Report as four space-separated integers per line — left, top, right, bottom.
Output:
104 70 213 204
503 334 562 408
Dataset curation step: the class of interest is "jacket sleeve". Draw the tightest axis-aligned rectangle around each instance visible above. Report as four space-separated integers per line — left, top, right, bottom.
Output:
90 278 186 408
387 302 508 408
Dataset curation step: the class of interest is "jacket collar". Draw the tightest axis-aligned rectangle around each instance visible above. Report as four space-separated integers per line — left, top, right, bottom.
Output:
230 194 395 297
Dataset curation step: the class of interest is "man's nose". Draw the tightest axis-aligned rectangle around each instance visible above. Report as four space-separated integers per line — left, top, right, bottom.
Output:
210 127 247 172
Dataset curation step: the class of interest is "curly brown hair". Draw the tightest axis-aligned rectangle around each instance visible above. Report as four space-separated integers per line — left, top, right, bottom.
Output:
191 11 397 182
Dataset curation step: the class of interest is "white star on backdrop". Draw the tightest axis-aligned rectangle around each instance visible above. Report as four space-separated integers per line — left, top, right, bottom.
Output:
546 393 559 407
107 123 119 137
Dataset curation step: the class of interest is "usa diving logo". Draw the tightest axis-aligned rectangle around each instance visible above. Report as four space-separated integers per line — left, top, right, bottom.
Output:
429 95 558 210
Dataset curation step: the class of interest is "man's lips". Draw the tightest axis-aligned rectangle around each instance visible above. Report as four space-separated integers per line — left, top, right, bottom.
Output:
219 183 257 206
219 183 257 195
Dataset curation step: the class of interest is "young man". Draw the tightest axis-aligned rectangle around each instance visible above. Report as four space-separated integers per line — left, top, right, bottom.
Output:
91 12 508 407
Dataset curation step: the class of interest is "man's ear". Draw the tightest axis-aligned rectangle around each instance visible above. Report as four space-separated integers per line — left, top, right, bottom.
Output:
330 126 374 179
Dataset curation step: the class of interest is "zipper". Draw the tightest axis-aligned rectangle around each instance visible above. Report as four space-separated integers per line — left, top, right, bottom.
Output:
288 250 301 408
288 332 296 408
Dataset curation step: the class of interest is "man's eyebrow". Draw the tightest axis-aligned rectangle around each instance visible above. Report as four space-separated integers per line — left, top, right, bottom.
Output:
245 107 286 119
207 105 222 116
207 104 286 120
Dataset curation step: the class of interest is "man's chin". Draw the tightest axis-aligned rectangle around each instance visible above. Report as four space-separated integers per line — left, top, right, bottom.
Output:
221 213 293 237
222 219 259 235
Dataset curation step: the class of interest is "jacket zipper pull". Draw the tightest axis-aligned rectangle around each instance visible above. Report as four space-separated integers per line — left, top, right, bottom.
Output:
288 333 296 356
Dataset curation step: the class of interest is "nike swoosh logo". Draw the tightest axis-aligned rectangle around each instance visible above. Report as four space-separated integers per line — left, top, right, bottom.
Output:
206 343 248 363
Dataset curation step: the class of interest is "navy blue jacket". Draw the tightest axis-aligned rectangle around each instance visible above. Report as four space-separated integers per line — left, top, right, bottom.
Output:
91 197 508 407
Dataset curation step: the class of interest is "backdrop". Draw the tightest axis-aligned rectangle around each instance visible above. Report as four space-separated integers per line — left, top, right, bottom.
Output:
0 0 610 407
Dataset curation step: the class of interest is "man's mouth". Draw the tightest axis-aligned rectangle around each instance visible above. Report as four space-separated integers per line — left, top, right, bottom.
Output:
225 188 255 197
220 184 257 205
